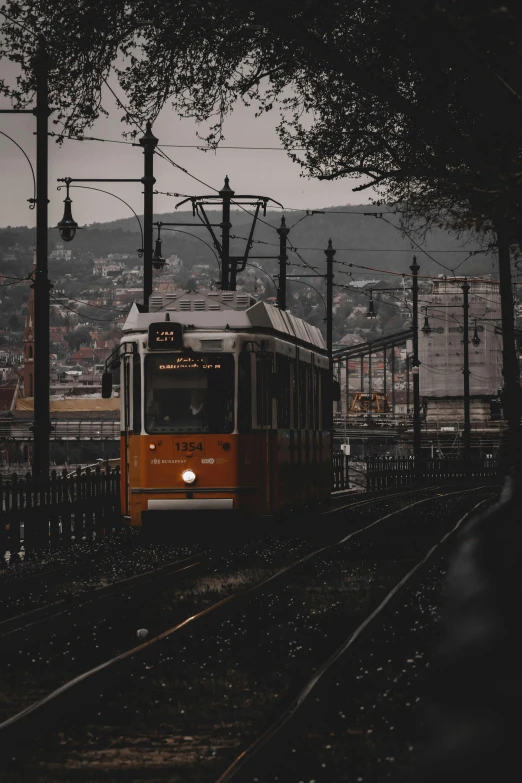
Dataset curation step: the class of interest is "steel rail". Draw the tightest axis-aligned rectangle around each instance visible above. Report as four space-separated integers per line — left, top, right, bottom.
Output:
0 553 203 640
0 486 493 744
214 494 495 782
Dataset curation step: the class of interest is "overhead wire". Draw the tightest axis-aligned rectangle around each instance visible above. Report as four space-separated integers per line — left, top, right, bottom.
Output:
50 293 126 322
102 78 220 193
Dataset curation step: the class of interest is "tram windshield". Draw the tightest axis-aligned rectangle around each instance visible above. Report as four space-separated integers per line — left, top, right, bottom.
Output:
145 353 234 434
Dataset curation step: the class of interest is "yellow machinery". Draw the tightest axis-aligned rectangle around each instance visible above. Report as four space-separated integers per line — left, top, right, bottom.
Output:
350 392 390 414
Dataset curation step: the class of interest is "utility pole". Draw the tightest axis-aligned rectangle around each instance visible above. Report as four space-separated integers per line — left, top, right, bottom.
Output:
461 279 471 453
220 176 234 290
410 256 421 458
391 345 396 416
139 122 158 310
345 356 349 419
368 343 373 412
32 36 51 480
406 354 410 414
276 216 289 310
325 239 336 430
495 218 522 478
383 346 387 399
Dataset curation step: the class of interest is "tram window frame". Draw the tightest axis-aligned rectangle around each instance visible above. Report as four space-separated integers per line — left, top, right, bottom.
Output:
256 353 273 428
321 368 333 430
132 353 142 434
307 364 315 430
313 366 320 431
238 352 252 433
276 354 291 429
298 362 308 429
291 358 298 429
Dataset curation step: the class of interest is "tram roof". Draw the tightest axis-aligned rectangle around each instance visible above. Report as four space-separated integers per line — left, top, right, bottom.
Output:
122 291 326 352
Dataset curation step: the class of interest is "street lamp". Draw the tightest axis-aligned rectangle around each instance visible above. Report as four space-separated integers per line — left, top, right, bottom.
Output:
472 319 481 346
57 184 144 256
152 223 166 270
57 178 79 242
366 290 377 318
422 308 432 335
56 120 158 309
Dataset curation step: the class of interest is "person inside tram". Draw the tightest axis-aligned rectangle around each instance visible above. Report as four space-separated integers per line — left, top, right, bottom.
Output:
146 387 207 430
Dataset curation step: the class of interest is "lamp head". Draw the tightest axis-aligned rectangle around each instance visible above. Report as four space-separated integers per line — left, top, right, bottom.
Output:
57 194 78 242
422 314 432 335
366 292 377 318
152 237 166 270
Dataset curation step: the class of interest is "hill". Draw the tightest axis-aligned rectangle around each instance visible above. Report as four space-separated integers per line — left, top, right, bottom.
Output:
0 204 495 281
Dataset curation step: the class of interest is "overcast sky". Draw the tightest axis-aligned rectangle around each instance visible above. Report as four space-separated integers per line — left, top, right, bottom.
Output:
0 65 373 230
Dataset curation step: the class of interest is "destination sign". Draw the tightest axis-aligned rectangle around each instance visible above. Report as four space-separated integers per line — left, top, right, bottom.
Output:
148 322 183 350
158 357 222 371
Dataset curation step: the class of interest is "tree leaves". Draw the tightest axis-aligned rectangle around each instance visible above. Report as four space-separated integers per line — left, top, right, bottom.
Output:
1 1 522 244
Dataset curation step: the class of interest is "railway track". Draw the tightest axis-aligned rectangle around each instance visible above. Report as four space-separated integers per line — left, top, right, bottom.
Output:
215 494 494 782
0 485 497 781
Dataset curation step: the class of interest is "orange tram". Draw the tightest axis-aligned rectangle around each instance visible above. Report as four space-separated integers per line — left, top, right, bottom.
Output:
103 290 332 529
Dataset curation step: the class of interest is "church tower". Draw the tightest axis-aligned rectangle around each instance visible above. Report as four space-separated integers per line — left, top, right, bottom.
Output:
23 253 36 397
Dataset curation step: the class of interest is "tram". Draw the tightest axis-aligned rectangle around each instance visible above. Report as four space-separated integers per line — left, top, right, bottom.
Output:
103 290 332 526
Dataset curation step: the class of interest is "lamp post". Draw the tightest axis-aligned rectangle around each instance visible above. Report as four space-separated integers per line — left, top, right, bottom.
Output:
410 256 421 459
57 122 157 310
0 37 52 478
56 185 144 254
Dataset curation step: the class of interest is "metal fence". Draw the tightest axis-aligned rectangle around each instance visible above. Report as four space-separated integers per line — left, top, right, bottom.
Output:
0 419 120 441
365 455 500 491
0 466 121 557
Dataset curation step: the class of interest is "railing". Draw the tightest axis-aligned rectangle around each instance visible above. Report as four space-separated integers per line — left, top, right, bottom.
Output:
365 455 500 491
332 453 367 492
0 419 120 441
0 466 121 557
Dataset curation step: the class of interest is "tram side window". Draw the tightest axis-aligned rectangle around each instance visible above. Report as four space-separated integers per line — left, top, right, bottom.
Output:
276 355 291 429
291 359 298 429
299 363 308 429
132 354 141 433
308 365 317 430
256 354 272 428
238 353 252 433
321 368 333 430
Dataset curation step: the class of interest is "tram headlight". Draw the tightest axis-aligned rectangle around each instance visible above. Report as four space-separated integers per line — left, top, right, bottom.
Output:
182 469 196 485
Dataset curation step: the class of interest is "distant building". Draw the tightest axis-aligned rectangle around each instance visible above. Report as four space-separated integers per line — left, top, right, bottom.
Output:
419 276 502 422
50 243 72 261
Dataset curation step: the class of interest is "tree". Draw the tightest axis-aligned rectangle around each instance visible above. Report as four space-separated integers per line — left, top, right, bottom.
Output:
1 2 521 239
8 314 21 331
2 1 522 464
65 328 91 351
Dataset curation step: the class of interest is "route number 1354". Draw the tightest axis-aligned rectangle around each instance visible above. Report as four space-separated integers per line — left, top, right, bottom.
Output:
175 442 203 452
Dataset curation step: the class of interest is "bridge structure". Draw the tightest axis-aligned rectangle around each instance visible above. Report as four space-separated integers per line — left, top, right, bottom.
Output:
332 329 413 418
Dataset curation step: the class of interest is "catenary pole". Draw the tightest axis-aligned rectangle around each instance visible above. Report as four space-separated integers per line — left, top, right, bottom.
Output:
276 216 289 310
461 279 471 452
410 256 421 458
220 177 234 290
495 218 522 478
139 122 158 310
